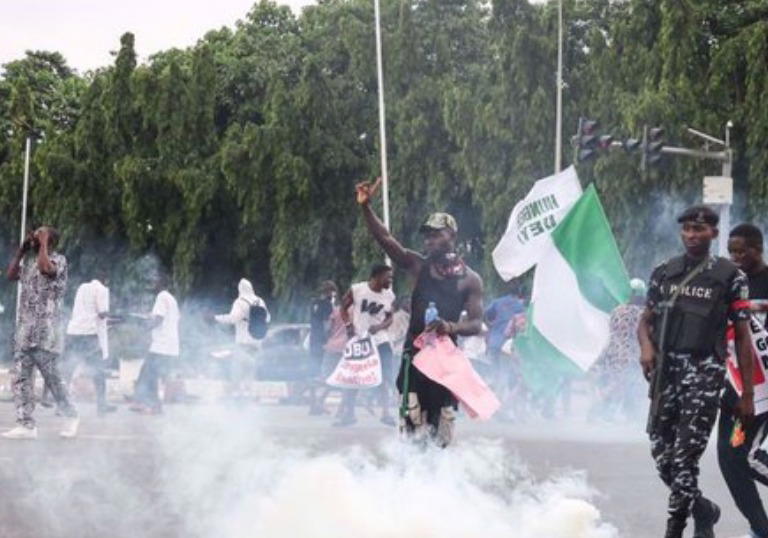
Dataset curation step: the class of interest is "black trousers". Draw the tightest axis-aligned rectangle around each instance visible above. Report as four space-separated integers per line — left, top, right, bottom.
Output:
718 404 768 537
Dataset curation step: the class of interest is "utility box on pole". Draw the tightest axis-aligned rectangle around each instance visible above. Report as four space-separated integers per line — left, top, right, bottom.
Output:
703 176 733 257
703 176 733 205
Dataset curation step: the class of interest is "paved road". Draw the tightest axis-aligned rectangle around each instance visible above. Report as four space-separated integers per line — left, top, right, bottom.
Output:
0 399 757 538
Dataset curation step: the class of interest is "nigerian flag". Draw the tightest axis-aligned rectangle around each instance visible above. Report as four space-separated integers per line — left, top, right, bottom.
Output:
514 184 631 396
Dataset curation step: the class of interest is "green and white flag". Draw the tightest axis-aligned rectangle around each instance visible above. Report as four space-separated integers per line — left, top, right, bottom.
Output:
514 184 631 393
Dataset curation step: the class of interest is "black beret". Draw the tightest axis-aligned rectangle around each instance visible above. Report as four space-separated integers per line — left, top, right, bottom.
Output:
677 205 719 226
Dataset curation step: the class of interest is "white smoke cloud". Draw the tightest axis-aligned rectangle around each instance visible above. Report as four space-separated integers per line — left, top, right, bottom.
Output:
5 405 619 538
152 406 618 538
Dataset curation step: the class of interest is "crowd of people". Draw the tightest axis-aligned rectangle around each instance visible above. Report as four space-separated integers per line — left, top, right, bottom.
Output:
7 187 768 537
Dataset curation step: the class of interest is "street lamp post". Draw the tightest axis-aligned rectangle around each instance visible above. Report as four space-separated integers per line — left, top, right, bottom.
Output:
15 136 32 324
374 0 390 234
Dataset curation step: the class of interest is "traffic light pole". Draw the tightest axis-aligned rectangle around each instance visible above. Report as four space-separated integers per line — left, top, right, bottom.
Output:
602 123 734 256
660 125 733 257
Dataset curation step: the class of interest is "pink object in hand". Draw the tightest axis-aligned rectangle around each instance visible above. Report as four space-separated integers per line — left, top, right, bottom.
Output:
412 333 501 420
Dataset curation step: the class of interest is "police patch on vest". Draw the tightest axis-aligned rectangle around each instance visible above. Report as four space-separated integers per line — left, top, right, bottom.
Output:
667 284 714 300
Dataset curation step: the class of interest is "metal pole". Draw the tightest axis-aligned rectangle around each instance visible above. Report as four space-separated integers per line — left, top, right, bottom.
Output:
554 0 563 174
15 137 31 324
374 0 391 233
719 122 733 257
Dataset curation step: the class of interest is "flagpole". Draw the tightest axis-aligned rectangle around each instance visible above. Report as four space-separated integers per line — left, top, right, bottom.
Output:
554 0 563 174
15 136 31 324
374 0 391 233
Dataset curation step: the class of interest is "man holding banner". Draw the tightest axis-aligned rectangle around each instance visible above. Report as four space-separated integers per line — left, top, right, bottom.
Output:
335 264 396 427
719 223 768 538
638 206 755 538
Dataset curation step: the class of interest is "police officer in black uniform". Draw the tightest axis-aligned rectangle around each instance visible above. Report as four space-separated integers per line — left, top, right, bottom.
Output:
638 205 755 538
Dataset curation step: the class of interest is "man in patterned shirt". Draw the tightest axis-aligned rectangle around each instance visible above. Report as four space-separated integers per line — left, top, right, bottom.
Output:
3 226 79 439
638 206 755 538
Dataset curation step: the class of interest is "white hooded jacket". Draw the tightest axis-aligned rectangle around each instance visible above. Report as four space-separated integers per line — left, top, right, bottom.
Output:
215 278 270 345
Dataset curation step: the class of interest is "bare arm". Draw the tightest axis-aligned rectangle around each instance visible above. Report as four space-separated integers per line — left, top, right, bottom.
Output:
36 230 57 278
7 232 34 281
360 203 422 273
734 319 755 423
435 272 484 337
340 290 354 334
7 248 24 281
638 307 656 381
356 179 423 275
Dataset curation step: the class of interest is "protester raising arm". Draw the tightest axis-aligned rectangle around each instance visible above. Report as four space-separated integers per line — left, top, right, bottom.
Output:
356 178 423 277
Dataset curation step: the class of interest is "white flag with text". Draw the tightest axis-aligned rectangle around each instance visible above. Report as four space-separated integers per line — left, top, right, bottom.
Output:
492 166 582 280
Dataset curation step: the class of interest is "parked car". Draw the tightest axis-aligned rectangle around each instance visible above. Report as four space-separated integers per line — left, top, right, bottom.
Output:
255 323 316 381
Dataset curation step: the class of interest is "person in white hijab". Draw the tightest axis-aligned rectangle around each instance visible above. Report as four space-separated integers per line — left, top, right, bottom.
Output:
214 278 270 397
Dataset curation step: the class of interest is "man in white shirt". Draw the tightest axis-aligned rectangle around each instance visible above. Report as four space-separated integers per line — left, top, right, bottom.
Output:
131 275 180 414
62 271 116 415
337 264 395 427
214 278 269 396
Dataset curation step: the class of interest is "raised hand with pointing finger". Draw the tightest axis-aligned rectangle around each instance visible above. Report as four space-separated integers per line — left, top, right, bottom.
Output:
355 177 382 206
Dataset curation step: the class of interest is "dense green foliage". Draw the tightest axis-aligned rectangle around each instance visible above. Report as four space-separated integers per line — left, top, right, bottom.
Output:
2 0 768 329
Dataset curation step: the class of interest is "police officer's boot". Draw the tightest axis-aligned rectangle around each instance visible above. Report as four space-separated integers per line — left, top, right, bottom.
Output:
691 497 720 538
664 516 687 538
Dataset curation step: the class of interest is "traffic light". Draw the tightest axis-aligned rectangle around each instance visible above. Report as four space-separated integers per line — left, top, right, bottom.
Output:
622 138 641 152
597 134 614 149
575 119 598 162
644 126 665 167
574 118 613 162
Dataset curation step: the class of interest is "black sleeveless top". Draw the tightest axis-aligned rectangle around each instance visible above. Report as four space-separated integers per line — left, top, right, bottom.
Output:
405 262 469 350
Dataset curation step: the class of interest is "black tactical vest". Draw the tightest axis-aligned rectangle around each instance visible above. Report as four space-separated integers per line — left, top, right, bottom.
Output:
652 255 739 358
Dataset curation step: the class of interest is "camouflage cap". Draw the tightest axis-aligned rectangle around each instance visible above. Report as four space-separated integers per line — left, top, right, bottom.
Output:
420 212 458 234
677 205 719 227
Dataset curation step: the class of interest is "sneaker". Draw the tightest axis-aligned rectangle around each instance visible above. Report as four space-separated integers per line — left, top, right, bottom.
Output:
60 417 80 438
2 425 37 439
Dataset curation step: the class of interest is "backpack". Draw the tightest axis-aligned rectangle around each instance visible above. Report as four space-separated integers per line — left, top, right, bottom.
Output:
242 299 269 340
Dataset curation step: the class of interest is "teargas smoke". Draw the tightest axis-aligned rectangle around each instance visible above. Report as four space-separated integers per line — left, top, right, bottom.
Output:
7 405 617 538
